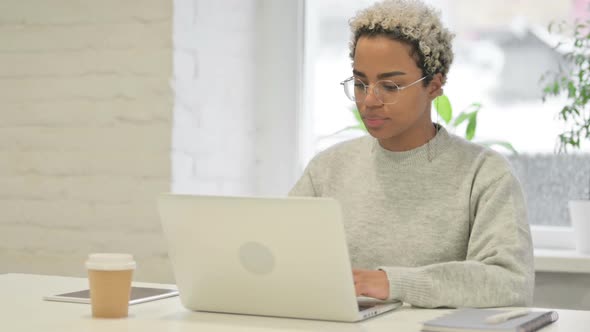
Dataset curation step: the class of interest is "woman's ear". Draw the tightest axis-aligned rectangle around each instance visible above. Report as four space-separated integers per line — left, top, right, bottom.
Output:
428 73 444 99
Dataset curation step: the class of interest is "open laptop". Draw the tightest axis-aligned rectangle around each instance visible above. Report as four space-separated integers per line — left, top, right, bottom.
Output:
157 193 402 322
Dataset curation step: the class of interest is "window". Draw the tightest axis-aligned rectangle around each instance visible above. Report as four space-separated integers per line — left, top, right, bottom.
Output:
303 0 590 234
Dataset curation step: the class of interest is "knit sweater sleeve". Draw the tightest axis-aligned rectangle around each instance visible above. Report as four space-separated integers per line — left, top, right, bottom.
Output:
288 161 318 197
378 170 534 308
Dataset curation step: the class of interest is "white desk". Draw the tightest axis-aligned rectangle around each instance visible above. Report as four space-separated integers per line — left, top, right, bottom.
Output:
4 273 589 331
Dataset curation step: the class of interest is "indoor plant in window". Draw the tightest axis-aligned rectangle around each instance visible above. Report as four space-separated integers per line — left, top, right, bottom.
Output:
541 18 590 253
332 95 517 154
433 95 517 154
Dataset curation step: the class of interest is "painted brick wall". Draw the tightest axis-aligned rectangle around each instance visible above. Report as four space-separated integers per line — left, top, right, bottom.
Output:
171 0 303 197
171 0 258 196
0 0 174 282
0 0 302 283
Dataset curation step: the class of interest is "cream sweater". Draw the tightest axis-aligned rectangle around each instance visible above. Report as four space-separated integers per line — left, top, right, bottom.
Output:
289 126 534 308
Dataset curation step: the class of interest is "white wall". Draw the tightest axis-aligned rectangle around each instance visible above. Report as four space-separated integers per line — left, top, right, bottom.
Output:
172 0 257 195
172 0 304 196
0 0 303 283
0 0 174 282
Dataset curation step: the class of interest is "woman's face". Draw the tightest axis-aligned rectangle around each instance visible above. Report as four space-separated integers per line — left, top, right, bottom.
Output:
353 35 442 150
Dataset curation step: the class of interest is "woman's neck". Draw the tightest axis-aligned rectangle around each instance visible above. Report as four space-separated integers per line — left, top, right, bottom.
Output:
378 121 437 152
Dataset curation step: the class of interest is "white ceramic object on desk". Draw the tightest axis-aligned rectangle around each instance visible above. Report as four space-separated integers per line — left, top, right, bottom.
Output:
569 200 590 254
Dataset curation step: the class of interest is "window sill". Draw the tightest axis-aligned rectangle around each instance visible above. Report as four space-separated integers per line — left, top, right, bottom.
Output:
534 249 590 274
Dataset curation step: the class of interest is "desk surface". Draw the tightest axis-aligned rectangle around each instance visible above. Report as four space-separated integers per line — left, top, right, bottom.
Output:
4 273 589 331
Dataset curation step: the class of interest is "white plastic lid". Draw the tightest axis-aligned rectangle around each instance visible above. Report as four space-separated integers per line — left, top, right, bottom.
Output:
85 253 136 271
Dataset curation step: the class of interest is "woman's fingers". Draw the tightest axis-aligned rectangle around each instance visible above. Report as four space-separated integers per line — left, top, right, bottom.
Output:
352 269 389 300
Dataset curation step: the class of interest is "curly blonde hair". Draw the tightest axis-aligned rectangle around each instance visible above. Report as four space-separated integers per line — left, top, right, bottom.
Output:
349 0 454 84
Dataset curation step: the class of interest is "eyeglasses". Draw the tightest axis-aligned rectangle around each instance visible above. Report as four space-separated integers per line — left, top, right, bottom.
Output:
340 75 428 105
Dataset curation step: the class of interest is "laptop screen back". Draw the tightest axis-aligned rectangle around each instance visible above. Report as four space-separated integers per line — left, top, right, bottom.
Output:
158 194 365 321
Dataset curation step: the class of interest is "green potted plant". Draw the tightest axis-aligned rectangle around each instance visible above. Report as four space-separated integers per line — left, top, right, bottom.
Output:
433 95 517 154
541 18 590 253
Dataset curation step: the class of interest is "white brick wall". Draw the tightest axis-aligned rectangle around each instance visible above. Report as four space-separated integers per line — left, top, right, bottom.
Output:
172 0 304 196
172 0 257 195
0 0 174 282
1 0 303 284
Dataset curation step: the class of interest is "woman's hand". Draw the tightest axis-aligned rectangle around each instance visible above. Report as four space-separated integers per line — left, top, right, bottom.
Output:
353 269 390 300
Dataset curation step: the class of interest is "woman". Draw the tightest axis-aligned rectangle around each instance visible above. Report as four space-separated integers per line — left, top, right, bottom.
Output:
289 0 534 308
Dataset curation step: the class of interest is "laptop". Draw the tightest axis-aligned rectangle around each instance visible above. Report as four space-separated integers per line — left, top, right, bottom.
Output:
157 193 402 322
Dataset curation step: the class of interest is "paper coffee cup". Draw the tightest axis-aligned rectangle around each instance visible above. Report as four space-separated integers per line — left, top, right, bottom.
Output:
86 253 136 318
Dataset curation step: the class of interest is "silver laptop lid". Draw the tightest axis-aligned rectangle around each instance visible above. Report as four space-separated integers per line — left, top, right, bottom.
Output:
158 194 365 321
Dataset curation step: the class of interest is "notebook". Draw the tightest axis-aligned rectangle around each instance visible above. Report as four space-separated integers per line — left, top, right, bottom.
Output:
421 308 559 332
157 193 403 322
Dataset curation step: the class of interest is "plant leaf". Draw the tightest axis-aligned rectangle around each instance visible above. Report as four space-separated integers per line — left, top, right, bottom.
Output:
568 81 577 98
552 81 560 94
452 110 478 127
465 114 477 141
434 95 452 124
351 108 366 131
